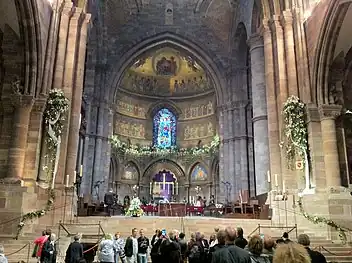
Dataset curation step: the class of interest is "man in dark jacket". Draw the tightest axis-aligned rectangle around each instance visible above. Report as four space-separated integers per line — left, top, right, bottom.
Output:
65 235 84 263
160 230 181 263
137 229 149 263
212 228 251 263
298 234 327 263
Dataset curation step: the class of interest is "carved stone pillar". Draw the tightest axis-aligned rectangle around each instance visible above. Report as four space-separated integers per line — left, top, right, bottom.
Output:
282 10 299 97
226 105 236 197
6 95 35 182
262 19 282 184
65 14 91 185
319 104 342 187
218 108 227 203
248 33 270 195
23 97 47 186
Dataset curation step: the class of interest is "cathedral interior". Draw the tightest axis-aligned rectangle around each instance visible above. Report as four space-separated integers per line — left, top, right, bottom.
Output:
0 0 352 249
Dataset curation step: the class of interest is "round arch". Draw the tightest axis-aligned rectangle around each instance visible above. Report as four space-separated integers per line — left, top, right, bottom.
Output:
142 158 186 182
313 0 352 105
188 161 210 183
147 100 182 119
106 32 227 105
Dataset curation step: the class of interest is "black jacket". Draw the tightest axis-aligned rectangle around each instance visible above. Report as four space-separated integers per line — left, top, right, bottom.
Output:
160 239 181 263
305 247 327 263
41 241 57 263
124 237 134 257
137 237 150 254
212 244 251 263
65 241 84 263
235 237 248 249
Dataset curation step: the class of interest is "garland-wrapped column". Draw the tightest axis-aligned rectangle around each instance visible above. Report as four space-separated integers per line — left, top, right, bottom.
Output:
248 33 269 195
319 104 342 187
6 95 34 181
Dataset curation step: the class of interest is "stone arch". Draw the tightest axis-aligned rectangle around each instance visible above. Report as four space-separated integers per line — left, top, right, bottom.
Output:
142 159 186 184
122 160 141 182
14 0 43 96
313 0 352 105
147 100 182 119
106 32 227 105
188 161 210 183
251 0 263 34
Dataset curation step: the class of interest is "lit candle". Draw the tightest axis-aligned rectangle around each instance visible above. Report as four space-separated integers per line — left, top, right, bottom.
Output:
149 182 152 195
176 182 178 195
73 171 76 184
267 171 271 183
283 180 286 193
65 174 69 188
80 165 83 177
275 174 278 187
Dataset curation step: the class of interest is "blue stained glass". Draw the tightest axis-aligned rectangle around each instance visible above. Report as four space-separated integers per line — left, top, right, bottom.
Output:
153 108 177 148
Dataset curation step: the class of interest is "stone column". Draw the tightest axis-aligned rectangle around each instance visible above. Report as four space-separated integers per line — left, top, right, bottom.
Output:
227 106 236 198
282 10 299 97
6 95 35 182
65 14 91 185
319 104 342 187
262 19 282 183
218 108 227 203
23 97 47 185
248 33 270 195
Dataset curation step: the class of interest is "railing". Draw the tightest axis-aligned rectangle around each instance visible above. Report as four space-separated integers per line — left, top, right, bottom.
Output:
6 241 31 263
247 224 298 239
58 221 105 239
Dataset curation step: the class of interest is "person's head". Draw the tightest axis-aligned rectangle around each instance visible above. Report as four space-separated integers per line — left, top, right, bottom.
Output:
297 234 310 247
248 235 264 256
168 230 176 241
214 226 220 233
210 234 216 242
132 228 138 237
195 232 202 241
105 233 113 240
50 233 56 242
190 233 195 241
273 243 311 263
155 229 160 234
42 230 46 236
0 244 4 254
46 229 52 236
115 232 121 239
74 234 81 242
156 230 162 237
236 227 244 237
179 233 185 239
217 230 227 245
225 227 237 244
139 229 145 237
200 233 205 239
263 235 275 251
282 232 289 239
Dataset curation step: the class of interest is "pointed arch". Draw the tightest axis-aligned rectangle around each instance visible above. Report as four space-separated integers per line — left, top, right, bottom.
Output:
106 32 227 104
189 162 209 183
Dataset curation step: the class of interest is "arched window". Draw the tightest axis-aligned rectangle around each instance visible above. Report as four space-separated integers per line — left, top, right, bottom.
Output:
153 108 177 148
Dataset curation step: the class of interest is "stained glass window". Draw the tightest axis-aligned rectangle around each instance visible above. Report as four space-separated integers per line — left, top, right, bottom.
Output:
153 108 177 148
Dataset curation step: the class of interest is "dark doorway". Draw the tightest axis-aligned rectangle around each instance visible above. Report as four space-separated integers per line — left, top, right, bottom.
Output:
82 243 97 263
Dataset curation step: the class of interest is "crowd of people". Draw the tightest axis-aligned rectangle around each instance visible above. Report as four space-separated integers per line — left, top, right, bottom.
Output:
94 227 327 263
0 227 328 263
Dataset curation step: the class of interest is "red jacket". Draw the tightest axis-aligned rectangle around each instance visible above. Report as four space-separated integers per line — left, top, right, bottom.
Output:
34 235 48 257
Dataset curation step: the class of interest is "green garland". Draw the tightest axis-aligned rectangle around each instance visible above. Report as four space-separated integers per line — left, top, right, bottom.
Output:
280 96 308 169
297 196 351 244
43 89 69 152
109 134 220 159
15 189 55 240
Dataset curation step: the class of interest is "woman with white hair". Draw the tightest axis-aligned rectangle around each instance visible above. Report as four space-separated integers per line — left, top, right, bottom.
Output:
0 245 8 263
41 234 57 263
98 234 116 263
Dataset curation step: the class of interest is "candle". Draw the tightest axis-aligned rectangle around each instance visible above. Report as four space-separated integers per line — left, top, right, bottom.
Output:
73 171 76 184
267 171 271 183
283 180 286 193
176 182 178 195
275 174 278 187
149 182 152 195
80 165 83 177
65 174 69 188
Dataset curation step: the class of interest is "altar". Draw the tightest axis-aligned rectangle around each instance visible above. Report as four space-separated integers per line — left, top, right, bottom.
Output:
141 203 204 217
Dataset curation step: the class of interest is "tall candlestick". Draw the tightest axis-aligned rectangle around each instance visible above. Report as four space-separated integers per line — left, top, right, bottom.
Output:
176 182 178 195
80 165 83 177
267 170 271 183
65 174 69 188
73 171 76 184
275 174 278 187
149 182 152 195
283 180 286 193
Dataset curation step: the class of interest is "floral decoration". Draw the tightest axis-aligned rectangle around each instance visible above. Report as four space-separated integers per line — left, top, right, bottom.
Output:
125 197 144 217
110 134 220 159
15 189 55 239
43 89 69 152
297 196 351 244
280 96 309 169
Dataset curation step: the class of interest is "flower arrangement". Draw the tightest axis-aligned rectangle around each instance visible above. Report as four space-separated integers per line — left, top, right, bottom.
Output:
15 189 55 239
110 135 220 159
297 196 351 244
43 89 69 151
280 96 309 169
125 197 144 217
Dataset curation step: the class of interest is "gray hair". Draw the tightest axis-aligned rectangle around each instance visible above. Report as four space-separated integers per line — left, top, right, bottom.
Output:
50 233 56 241
0 244 4 254
74 234 81 241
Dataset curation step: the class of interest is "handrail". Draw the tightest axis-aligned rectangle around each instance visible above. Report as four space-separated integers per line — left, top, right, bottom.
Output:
247 224 298 238
59 221 71 236
98 221 105 237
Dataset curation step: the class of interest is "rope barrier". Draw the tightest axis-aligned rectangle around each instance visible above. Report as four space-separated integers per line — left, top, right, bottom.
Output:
313 245 352 256
83 240 101 254
6 243 29 256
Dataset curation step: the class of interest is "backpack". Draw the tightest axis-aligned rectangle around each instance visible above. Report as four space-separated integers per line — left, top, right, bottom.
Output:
189 244 201 260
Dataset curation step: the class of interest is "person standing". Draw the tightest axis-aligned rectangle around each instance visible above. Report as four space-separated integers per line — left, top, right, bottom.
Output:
298 234 327 263
113 232 125 263
33 230 49 262
137 229 149 263
41 234 57 263
65 235 84 263
98 234 116 263
124 228 138 263
0 245 8 263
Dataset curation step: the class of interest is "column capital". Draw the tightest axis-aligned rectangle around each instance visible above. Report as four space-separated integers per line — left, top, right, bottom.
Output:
282 10 293 25
32 96 48 113
306 103 320 122
319 104 342 120
247 33 264 51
